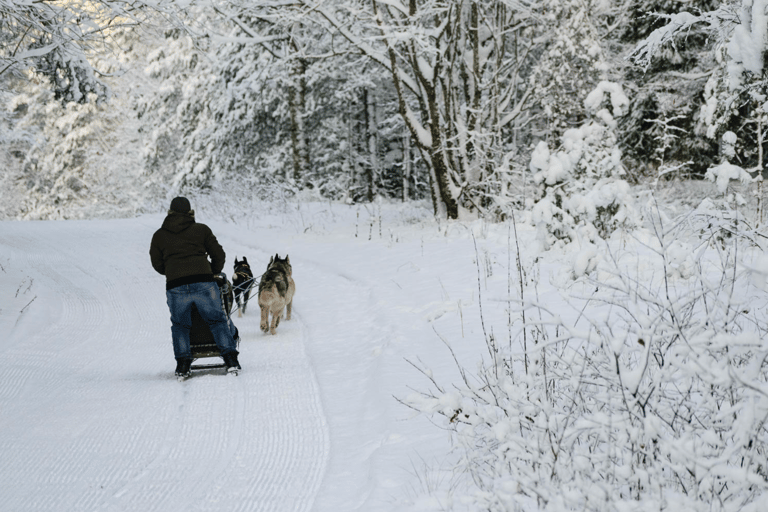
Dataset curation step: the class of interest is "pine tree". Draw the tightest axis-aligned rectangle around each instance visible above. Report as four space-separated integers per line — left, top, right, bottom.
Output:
620 0 721 179
629 0 768 219
531 82 637 248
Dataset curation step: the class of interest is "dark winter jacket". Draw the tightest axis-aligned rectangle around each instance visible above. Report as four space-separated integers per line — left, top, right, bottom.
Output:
149 212 226 290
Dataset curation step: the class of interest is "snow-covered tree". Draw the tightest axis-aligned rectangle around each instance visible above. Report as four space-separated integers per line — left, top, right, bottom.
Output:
1 27 152 219
530 82 638 248
138 1 430 203
618 0 721 179
136 9 328 192
0 0 175 102
138 24 222 190
527 0 608 145
257 0 540 219
630 0 768 218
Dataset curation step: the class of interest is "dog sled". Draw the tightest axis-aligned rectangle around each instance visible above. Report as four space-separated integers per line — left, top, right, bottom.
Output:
189 273 240 372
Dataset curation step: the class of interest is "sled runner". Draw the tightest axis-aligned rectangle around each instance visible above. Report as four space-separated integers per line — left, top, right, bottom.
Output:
188 273 240 373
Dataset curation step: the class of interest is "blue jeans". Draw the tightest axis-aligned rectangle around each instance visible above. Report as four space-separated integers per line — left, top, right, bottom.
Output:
166 281 238 360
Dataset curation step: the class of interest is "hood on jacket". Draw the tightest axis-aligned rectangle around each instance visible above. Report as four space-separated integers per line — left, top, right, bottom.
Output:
161 212 195 234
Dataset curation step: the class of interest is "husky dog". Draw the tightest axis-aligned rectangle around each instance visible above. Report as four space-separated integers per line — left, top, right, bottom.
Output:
233 256 254 317
258 254 295 335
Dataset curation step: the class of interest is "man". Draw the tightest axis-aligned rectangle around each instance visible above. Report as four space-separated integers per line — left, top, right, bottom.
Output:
149 196 241 378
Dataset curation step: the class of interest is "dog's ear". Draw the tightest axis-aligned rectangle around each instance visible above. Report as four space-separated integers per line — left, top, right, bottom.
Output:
268 256 273 265
243 256 248 263
285 255 290 264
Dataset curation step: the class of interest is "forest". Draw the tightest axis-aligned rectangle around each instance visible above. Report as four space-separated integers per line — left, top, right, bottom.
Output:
2 0 765 229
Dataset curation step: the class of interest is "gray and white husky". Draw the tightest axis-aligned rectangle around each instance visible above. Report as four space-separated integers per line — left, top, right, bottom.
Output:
257 254 295 335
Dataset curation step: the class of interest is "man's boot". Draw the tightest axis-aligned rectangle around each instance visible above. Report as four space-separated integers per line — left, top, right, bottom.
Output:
223 352 241 373
175 358 192 378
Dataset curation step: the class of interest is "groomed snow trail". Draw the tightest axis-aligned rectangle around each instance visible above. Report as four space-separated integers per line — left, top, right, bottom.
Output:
0 219 329 512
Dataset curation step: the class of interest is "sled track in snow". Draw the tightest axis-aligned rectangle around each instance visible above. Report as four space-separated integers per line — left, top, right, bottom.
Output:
0 219 329 512
105 312 329 512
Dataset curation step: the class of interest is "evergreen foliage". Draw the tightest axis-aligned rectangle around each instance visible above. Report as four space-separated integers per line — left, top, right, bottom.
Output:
618 0 721 178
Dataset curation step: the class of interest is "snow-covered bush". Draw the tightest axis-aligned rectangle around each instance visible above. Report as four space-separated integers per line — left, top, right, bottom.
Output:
406 213 768 511
705 160 752 194
683 196 763 252
530 82 638 248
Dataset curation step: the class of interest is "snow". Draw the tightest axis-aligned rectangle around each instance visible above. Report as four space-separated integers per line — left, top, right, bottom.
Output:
705 161 753 193
2 197 768 511
583 81 629 118
570 243 599 278
0 201 487 511
529 141 550 174
723 130 738 160
727 0 768 84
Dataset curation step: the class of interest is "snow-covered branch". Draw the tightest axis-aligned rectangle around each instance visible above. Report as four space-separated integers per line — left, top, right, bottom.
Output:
627 5 739 70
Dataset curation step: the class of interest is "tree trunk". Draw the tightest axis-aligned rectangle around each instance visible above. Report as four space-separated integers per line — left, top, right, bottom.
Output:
426 86 460 219
346 98 358 199
363 88 377 202
758 116 764 226
402 129 411 201
288 57 309 186
430 147 459 219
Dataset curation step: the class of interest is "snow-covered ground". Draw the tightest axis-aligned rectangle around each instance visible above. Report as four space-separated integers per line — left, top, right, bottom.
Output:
0 200 499 511
2 197 767 512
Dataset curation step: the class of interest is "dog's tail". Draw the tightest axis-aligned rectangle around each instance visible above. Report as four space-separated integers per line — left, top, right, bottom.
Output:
259 269 288 295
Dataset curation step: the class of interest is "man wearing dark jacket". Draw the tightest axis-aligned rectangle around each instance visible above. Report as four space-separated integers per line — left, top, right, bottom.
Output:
150 197 241 378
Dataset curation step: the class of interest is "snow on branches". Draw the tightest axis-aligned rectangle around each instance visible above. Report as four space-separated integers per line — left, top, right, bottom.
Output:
628 8 738 71
405 210 768 511
530 81 637 249
1 0 179 103
706 160 752 193
629 0 768 215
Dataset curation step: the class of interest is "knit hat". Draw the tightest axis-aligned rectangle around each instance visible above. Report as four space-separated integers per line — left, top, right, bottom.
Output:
169 196 191 213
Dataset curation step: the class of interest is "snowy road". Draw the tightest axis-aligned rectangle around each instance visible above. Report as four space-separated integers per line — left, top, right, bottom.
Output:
0 210 460 512
1 218 330 511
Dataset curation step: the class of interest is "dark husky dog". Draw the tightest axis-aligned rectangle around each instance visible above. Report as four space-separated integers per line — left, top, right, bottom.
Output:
258 254 295 335
233 256 254 317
